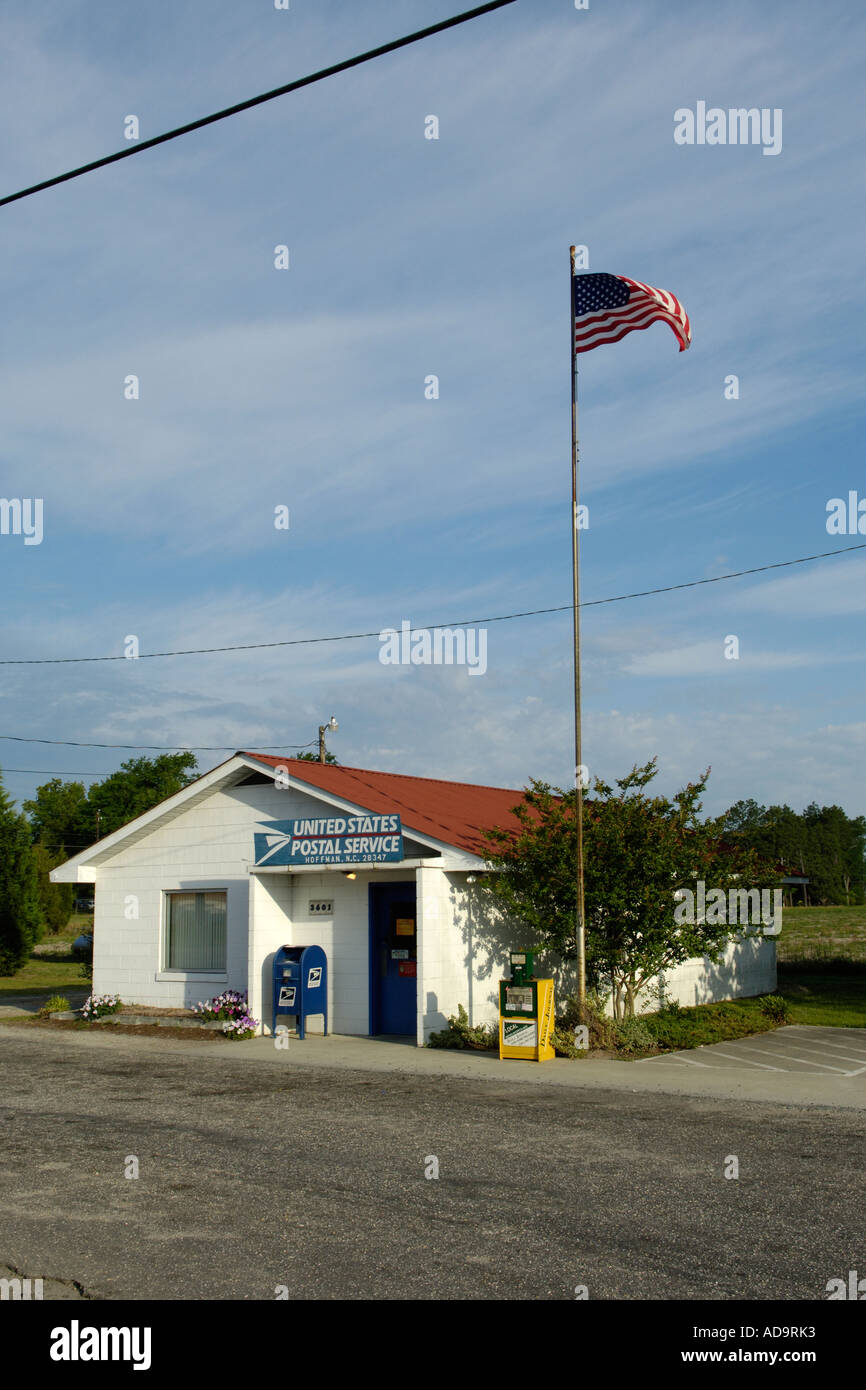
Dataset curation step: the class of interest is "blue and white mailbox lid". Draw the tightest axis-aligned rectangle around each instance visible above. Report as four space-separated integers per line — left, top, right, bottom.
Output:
254 814 403 867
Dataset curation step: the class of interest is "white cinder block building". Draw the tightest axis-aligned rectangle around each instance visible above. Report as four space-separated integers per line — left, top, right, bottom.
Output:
51 754 775 1040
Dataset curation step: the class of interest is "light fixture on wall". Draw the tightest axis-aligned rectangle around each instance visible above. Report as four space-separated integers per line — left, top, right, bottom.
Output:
343 870 357 880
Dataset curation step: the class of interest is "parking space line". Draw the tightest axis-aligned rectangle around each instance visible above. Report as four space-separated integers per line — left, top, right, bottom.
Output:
702 1049 787 1071
783 1039 866 1063
786 1025 866 1038
756 1038 855 1057
635 1027 866 1076
783 1030 866 1045
732 1043 852 1072
645 1052 713 1067
766 1041 866 1065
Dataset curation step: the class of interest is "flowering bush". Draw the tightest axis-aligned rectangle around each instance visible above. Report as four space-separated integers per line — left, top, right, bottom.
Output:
81 993 121 1020
222 1013 258 1040
192 989 248 1022
191 990 258 1037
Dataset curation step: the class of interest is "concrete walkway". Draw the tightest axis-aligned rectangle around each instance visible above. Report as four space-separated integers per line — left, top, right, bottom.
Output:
4 1019 864 1109
234 1028 866 1106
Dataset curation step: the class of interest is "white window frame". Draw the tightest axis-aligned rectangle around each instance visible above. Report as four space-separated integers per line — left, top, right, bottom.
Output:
159 888 229 978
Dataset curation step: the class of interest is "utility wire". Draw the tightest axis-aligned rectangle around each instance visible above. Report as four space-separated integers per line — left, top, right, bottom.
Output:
0 769 108 777
0 1 516 210
1 541 863 667
0 737 318 751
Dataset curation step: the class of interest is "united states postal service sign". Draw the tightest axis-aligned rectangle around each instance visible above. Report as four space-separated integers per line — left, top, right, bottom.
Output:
254 814 403 867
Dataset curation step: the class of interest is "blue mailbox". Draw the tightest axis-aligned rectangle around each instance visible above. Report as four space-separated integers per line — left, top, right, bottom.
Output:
272 945 328 1040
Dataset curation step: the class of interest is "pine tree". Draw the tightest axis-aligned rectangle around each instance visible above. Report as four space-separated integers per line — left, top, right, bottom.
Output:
0 775 46 974
31 842 75 934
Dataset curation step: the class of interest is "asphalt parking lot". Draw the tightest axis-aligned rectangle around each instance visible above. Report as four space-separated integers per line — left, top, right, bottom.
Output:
638 1026 866 1076
1 1023 865 1301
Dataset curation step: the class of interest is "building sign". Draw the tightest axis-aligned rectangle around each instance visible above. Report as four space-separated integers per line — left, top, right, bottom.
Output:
254 814 403 867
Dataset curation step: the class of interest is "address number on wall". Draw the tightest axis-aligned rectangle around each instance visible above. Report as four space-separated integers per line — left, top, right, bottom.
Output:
309 900 334 916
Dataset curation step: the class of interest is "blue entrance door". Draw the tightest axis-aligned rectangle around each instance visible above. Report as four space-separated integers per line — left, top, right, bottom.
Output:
369 882 417 1035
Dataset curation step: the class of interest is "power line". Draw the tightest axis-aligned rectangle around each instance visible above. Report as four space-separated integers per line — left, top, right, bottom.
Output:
30 817 331 853
1 541 863 667
0 768 107 778
578 541 866 607
0 737 318 751
0 1 516 210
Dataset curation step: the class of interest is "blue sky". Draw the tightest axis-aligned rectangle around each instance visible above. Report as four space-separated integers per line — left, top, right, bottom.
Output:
1 0 864 817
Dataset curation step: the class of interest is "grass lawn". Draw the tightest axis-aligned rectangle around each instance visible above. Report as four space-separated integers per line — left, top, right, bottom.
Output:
0 953 88 996
33 912 93 949
0 915 91 997
636 971 866 1054
776 968 866 1028
777 904 866 963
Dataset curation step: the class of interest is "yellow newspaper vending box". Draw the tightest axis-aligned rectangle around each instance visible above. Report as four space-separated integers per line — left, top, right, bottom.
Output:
498 951 555 1062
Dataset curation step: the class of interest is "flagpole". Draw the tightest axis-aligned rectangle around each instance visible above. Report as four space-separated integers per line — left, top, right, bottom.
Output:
570 245 586 1007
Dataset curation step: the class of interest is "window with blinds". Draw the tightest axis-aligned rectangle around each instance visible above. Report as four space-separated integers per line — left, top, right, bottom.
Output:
165 891 227 971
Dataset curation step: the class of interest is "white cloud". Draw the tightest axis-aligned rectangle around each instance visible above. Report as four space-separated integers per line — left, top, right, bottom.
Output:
733 555 866 617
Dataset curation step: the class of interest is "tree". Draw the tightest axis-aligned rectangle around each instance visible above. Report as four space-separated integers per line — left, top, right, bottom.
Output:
482 760 771 1020
87 753 198 839
720 799 766 835
720 798 866 906
25 754 200 855
802 803 866 905
295 751 338 765
31 843 75 934
23 756 199 934
23 778 91 857
0 775 46 974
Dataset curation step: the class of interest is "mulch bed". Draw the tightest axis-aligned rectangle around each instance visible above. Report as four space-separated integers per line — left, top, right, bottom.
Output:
116 1005 200 1019
1 1016 225 1041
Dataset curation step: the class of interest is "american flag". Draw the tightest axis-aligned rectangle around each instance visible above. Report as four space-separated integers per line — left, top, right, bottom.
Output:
573 272 691 354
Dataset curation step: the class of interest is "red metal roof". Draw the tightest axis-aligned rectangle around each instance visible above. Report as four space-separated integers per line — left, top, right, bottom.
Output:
240 754 526 856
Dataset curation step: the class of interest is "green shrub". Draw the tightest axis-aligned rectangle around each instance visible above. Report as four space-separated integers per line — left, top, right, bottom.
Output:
643 999 777 1051
614 1016 658 1054
427 1004 496 1050
556 990 618 1051
758 993 792 1023
551 1026 585 1058
38 995 71 1016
